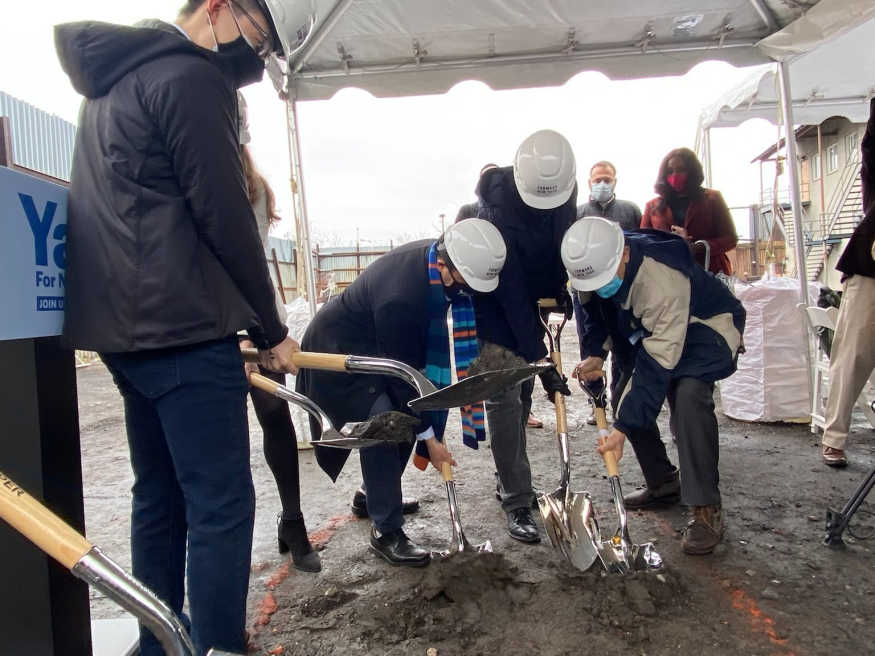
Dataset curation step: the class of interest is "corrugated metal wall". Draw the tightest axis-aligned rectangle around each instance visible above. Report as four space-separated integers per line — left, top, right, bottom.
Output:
0 90 76 181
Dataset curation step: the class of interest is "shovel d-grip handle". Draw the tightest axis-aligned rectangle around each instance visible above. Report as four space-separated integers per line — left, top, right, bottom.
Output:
0 470 93 570
240 348 348 372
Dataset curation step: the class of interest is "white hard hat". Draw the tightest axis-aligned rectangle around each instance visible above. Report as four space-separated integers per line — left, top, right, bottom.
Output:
513 129 576 210
443 219 507 293
261 0 317 59
561 217 625 292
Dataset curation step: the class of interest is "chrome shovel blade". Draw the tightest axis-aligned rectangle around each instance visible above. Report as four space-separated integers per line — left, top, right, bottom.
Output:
408 363 553 411
566 492 602 572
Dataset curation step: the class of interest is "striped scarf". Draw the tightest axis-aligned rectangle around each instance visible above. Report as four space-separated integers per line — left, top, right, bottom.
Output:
413 243 486 471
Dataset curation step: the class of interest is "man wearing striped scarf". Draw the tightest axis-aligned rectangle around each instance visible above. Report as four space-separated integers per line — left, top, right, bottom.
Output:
296 219 507 567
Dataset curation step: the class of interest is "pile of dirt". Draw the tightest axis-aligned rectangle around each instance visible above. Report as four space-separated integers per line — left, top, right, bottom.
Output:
258 549 687 656
469 342 528 376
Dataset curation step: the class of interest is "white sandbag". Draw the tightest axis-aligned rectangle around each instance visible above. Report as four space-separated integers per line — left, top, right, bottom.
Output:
720 277 819 422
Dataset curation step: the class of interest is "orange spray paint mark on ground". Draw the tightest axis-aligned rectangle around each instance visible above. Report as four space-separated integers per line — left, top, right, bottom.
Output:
249 513 358 640
729 588 796 656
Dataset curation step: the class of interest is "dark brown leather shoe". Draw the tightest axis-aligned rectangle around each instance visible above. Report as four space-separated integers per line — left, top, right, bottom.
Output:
624 471 681 509
682 505 724 555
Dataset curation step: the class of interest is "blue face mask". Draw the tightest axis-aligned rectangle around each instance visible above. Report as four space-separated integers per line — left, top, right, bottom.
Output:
595 275 623 298
591 181 614 203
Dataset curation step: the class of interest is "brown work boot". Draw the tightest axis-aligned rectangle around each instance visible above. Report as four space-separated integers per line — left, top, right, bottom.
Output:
624 470 681 509
822 446 848 468
682 505 724 555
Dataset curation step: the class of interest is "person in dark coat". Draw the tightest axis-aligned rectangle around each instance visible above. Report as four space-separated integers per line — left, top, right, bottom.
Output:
576 160 642 231
297 220 507 567
566 217 745 555
641 148 738 275
54 2 299 654
474 130 576 543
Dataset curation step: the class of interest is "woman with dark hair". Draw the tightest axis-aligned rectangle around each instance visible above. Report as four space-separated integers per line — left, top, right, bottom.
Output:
237 94 321 572
641 147 738 275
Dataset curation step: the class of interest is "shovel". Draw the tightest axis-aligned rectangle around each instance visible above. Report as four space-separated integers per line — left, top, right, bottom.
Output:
0 470 239 656
433 462 492 559
248 372 418 448
534 299 601 572
242 348 544 411
577 376 663 574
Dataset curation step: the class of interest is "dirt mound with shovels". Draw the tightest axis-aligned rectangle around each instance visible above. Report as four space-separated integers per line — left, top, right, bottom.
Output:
255 536 689 656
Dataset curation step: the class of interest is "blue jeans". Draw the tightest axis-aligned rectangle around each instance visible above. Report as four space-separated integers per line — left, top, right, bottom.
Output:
358 394 415 534
102 337 254 656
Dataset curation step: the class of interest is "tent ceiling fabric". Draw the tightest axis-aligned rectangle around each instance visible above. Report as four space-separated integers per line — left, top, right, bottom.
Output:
276 0 807 101
701 15 875 129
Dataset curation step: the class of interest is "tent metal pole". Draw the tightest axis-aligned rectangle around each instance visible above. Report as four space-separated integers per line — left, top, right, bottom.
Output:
777 60 809 306
777 59 814 407
286 96 318 316
704 126 713 188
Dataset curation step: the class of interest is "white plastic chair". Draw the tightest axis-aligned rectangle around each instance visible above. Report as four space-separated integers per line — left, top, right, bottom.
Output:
802 304 875 434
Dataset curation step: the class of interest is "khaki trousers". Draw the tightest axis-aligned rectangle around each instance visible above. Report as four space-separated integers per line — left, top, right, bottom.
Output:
822 274 875 450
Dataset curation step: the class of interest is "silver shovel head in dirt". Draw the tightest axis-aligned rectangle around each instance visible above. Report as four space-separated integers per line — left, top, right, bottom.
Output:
567 492 603 572
434 463 492 559
408 362 554 411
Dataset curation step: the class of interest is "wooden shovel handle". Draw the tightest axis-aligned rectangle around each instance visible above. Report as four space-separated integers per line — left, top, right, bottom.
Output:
441 461 454 482
0 470 92 570
601 446 620 478
241 348 348 372
249 372 280 395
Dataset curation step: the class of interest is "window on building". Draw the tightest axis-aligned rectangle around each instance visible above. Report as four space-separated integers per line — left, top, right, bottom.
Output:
826 143 839 173
845 132 859 162
811 153 821 180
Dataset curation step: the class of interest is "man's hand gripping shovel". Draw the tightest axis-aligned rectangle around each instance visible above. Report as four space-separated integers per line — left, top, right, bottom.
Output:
577 373 663 574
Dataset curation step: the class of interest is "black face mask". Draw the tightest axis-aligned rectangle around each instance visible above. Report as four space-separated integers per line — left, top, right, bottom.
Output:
445 280 473 301
217 36 265 88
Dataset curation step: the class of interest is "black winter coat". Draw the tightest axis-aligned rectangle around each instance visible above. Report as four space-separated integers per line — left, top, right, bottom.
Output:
296 241 436 480
474 166 577 362
54 20 287 352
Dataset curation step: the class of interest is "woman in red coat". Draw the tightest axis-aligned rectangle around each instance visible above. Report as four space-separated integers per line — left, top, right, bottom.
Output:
641 148 738 275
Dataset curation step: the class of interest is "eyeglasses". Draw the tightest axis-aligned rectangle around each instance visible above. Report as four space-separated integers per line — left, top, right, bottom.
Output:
228 0 276 59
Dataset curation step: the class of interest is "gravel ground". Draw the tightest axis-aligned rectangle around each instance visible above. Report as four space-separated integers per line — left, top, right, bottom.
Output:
77 324 875 655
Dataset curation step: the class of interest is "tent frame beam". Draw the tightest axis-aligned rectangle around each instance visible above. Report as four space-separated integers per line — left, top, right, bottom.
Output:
748 0 778 32
295 37 763 81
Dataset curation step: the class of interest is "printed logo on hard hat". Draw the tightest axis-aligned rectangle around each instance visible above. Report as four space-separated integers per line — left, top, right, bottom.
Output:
536 184 559 194
486 266 501 278
578 265 595 277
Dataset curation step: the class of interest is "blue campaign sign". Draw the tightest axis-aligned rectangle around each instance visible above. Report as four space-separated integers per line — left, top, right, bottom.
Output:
0 167 68 340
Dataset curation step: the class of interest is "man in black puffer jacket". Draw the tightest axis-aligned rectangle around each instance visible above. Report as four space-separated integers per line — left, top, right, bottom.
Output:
475 130 577 543
55 2 305 653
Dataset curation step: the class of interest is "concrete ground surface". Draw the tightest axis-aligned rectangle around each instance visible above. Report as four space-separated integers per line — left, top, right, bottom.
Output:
77 328 875 656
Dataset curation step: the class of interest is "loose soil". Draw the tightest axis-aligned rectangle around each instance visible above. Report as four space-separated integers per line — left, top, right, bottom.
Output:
77 323 875 655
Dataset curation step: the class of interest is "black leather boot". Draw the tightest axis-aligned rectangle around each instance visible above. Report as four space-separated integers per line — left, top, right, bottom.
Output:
277 515 321 573
351 488 420 519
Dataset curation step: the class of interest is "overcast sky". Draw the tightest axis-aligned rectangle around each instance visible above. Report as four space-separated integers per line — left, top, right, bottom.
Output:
2 1 782 244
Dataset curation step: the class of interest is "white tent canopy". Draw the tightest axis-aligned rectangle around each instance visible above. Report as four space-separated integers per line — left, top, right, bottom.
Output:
280 0 801 101
264 0 873 314
700 15 875 131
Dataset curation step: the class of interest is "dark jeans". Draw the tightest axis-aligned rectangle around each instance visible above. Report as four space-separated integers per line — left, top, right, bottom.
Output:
250 368 302 519
359 394 415 534
102 337 254 656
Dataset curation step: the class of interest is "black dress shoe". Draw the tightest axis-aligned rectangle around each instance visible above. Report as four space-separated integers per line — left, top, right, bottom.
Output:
351 489 420 519
369 527 430 567
624 470 681 510
506 507 540 543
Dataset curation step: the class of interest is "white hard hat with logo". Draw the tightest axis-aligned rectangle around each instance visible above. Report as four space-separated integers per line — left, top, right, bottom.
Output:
513 129 577 210
261 0 317 58
561 217 625 292
443 219 507 293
